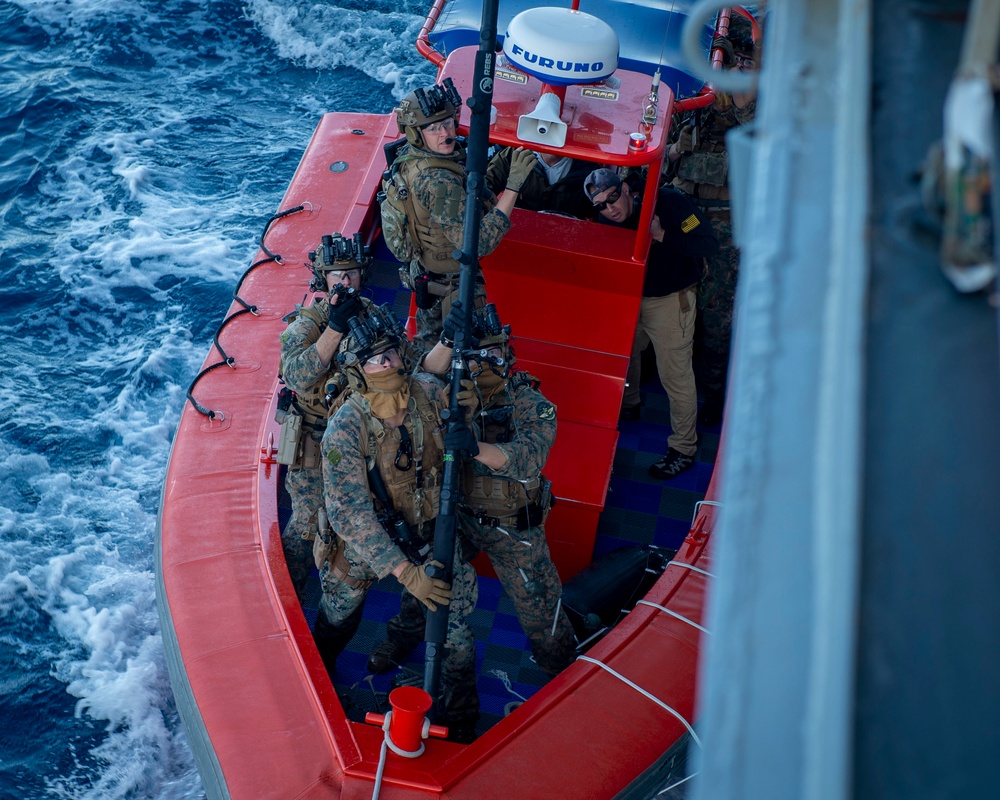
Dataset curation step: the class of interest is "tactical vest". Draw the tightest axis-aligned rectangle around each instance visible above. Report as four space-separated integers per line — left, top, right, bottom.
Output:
387 150 496 274
282 297 373 422
283 302 336 423
673 98 757 200
462 379 542 520
348 381 444 533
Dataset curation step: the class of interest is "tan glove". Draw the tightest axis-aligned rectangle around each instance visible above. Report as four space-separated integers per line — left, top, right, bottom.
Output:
450 378 479 421
507 148 538 192
676 125 695 154
397 560 453 611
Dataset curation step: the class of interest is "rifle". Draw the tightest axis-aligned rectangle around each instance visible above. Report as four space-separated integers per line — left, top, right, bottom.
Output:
423 0 501 709
367 464 431 565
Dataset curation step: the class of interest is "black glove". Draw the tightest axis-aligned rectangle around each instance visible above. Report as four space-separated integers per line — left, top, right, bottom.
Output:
712 34 736 67
327 290 361 333
440 300 462 347
443 423 480 457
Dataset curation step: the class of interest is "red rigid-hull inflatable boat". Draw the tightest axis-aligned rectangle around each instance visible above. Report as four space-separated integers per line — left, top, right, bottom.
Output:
156 2 750 797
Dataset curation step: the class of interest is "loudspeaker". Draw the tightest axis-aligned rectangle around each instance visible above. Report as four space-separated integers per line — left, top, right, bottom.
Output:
517 92 567 148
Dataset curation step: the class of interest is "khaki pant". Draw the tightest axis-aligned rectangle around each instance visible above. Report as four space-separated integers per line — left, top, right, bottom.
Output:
623 288 698 456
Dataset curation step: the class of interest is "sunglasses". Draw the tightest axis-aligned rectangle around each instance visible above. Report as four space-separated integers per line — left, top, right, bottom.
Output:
592 185 623 211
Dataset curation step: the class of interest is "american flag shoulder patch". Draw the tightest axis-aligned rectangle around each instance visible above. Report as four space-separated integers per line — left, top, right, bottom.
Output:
680 214 701 233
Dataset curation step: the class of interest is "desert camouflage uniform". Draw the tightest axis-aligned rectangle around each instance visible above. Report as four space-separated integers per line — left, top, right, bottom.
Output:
671 98 757 411
402 144 510 353
386 373 575 678
320 371 479 725
278 296 373 600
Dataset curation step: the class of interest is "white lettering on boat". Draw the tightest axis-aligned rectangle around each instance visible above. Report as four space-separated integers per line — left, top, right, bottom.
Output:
509 44 603 74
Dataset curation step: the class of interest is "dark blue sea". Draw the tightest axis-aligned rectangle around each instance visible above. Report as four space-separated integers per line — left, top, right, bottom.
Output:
0 1 435 797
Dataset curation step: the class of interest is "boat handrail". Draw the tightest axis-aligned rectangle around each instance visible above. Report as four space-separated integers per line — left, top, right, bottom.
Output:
416 0 448 68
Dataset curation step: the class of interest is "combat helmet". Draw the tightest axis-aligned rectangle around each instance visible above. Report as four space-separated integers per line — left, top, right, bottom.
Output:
308 232 372 293
727 13 757 63
468 303 514 379
336 304 411 393
394 78 463 148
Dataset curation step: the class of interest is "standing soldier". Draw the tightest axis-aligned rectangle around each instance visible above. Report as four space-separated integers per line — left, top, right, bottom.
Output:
379 78 536 352
368 304 576 680
667 13 759 426
316 306 481 740
277 232 372 602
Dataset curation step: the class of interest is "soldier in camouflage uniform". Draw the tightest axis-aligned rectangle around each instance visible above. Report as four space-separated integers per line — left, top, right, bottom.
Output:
277 232 373 603
380 79 536 353
667 15 759 426
316 306 481 737
369 304 575 679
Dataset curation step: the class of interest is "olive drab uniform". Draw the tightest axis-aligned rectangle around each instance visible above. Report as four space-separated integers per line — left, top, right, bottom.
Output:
386 372 575 678
380 143 510 353
277 296 375 600
670 96 757 417
319 372 480 726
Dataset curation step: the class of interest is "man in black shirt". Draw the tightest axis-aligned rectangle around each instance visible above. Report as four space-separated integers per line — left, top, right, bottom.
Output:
487 147 601 218
584 168 718 479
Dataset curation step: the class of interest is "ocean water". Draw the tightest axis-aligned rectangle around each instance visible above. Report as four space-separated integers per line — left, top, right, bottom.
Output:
0 1 435 797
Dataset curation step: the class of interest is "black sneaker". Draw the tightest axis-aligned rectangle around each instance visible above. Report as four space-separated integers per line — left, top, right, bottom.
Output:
648 448 695 480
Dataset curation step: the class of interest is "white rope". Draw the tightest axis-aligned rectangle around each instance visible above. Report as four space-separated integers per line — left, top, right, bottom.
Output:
667 561 716 579
636 600 712 635
656 771 700 796
370 735 389 800
576 655 701 748
488 669 529 702
692 499 723 524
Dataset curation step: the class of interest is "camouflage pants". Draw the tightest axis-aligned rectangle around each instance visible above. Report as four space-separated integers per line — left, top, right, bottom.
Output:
282 465 323 601
318 537 480 723
695 214 740 404
460 512 576 676
388 516 575 678
412 274 487 355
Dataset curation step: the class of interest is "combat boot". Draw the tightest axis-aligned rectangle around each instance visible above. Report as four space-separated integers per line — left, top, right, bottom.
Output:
312 608 362 675
368 639 414 673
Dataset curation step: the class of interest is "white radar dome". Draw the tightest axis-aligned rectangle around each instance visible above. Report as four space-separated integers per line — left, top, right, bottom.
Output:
503 7 619 87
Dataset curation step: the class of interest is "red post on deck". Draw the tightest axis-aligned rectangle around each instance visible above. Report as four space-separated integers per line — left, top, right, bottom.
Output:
365 686 449 757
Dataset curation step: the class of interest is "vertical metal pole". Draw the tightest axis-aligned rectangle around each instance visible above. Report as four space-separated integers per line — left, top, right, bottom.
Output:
423 0 501 712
